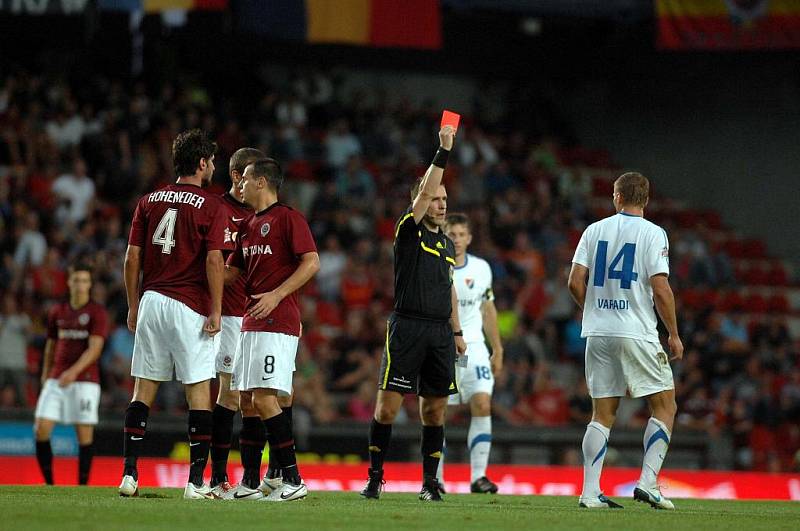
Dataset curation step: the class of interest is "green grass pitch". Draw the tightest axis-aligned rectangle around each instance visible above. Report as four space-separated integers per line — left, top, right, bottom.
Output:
1 486 798 531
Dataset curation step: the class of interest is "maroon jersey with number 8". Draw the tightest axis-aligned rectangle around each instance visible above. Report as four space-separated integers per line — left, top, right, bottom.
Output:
128 183 226 316
227 202 317 336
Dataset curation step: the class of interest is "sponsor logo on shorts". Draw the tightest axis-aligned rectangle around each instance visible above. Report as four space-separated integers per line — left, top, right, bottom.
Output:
223 355 232 368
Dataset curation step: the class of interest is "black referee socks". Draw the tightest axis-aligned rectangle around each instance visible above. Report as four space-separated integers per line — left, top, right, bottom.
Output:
188 409 212 486
368 419 392 472
421 425 445 479
210 404 237 486
123 400 150 479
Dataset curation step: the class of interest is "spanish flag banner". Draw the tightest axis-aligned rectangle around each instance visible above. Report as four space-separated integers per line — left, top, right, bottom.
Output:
657 0 800 50
236 0 442 49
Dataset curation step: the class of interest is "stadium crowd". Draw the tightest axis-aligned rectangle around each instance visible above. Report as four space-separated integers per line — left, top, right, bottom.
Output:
0 67 797 472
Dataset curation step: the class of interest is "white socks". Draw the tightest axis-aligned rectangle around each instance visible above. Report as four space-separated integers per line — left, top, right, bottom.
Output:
581 421 610 499
468 416 492 482
639 417 671 489
435 416 493 484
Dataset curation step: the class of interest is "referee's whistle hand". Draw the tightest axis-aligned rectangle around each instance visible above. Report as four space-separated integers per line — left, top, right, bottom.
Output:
455 336 467 356
248 291 281 320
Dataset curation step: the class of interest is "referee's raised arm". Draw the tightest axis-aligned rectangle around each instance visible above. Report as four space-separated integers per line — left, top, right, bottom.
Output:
411 125 455 224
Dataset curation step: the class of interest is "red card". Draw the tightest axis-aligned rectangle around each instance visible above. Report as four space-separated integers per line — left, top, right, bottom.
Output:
441 110 460 131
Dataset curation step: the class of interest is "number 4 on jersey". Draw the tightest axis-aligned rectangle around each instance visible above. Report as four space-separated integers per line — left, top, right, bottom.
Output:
593 240 638 289
152 208 178 254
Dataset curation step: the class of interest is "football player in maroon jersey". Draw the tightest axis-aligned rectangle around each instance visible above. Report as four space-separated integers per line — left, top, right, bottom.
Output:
34 263 109 486
119 129 226 499
208 147 261 497
224 158 319 501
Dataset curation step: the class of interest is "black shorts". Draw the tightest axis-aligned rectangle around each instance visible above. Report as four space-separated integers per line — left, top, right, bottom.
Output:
378 313 457 397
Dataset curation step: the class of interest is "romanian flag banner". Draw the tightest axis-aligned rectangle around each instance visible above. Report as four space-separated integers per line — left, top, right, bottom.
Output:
657 0 800 50
236 0 442 49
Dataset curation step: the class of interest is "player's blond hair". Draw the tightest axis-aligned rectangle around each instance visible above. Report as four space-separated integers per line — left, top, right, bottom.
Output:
614 172 649 208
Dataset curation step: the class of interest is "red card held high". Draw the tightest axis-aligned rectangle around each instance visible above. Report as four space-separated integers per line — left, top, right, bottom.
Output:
441 110 460 132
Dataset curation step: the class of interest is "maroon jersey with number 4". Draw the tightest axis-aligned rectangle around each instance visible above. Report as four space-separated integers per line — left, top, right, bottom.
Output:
220 192 252 317
47 301 109 383
128 183 226 316
227 202 317 336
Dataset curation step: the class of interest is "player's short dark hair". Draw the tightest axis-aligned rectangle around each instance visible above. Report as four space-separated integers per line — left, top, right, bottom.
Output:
614 172 649 208
250 158 284 192
172 129 217 178
68 262 93 278
230 147 265 175
445 213 470 231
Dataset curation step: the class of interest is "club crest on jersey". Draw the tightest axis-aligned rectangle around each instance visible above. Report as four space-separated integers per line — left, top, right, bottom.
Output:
78 313 90 325
465 278 475 289
261 223 271 237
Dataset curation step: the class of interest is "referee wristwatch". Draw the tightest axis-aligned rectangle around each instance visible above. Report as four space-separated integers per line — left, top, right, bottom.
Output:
453 330 463 337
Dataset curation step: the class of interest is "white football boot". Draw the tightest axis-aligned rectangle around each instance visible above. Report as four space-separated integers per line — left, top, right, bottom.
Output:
634 485 675 510
118 475 139 497
183 482 216 499
210 481 235 499
219 484 265 501
578 493 624 508
262 481 308 502
259 475 283 495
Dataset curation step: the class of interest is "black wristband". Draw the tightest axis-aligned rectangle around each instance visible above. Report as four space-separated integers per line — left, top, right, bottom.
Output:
453 330 463 337
432 147 450 169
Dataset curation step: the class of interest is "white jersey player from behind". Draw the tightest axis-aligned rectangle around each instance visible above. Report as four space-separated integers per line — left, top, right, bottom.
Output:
568 172 683 510
438 213 504 494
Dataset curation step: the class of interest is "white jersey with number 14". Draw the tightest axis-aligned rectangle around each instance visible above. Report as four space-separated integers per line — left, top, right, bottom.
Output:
572 213 669 343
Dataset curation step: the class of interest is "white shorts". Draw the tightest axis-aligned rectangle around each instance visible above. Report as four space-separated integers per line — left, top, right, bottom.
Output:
34 379 101 425
231 331 298 396
131 291 216 384
449 341 494 405
216 316 243 374
585 336 674 399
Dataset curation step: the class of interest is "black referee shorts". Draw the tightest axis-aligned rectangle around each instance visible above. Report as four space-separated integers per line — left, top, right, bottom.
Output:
378 313 457 397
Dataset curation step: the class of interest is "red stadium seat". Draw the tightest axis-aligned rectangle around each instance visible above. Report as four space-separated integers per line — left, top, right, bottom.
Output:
767 294 790 314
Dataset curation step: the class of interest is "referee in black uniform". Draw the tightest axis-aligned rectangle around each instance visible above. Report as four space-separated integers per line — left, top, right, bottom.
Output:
361 125 466 502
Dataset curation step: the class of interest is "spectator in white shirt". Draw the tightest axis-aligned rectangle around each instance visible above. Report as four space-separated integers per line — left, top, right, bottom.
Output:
52 157 95 225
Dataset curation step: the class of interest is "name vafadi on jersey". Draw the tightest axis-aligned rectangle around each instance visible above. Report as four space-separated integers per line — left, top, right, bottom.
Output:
573 213 670 343
147 190 205 209
242 244 273 257
596 298 630 310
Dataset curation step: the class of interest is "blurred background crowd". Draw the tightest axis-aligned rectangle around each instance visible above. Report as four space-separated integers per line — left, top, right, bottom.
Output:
0 64 797 472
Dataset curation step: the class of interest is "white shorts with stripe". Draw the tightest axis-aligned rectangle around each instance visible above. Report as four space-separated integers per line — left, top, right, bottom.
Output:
448 341 494 405
34 379 101 425
230 331 298 396
131 290 216 384
215 315 243 374
585 336 674 399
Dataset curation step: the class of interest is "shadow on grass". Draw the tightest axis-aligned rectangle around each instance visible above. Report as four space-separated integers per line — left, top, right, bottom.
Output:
137 493 171 499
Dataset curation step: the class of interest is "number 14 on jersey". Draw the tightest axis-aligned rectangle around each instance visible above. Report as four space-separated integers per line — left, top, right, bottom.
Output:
593 241 638 289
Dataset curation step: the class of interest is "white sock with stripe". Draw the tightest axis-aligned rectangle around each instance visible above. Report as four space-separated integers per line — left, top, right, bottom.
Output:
468 416 492 483
639 417 671 489
581 421 610 499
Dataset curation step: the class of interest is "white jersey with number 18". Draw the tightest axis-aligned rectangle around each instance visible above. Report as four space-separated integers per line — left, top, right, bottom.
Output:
453 253 494 344
572 212 669 343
